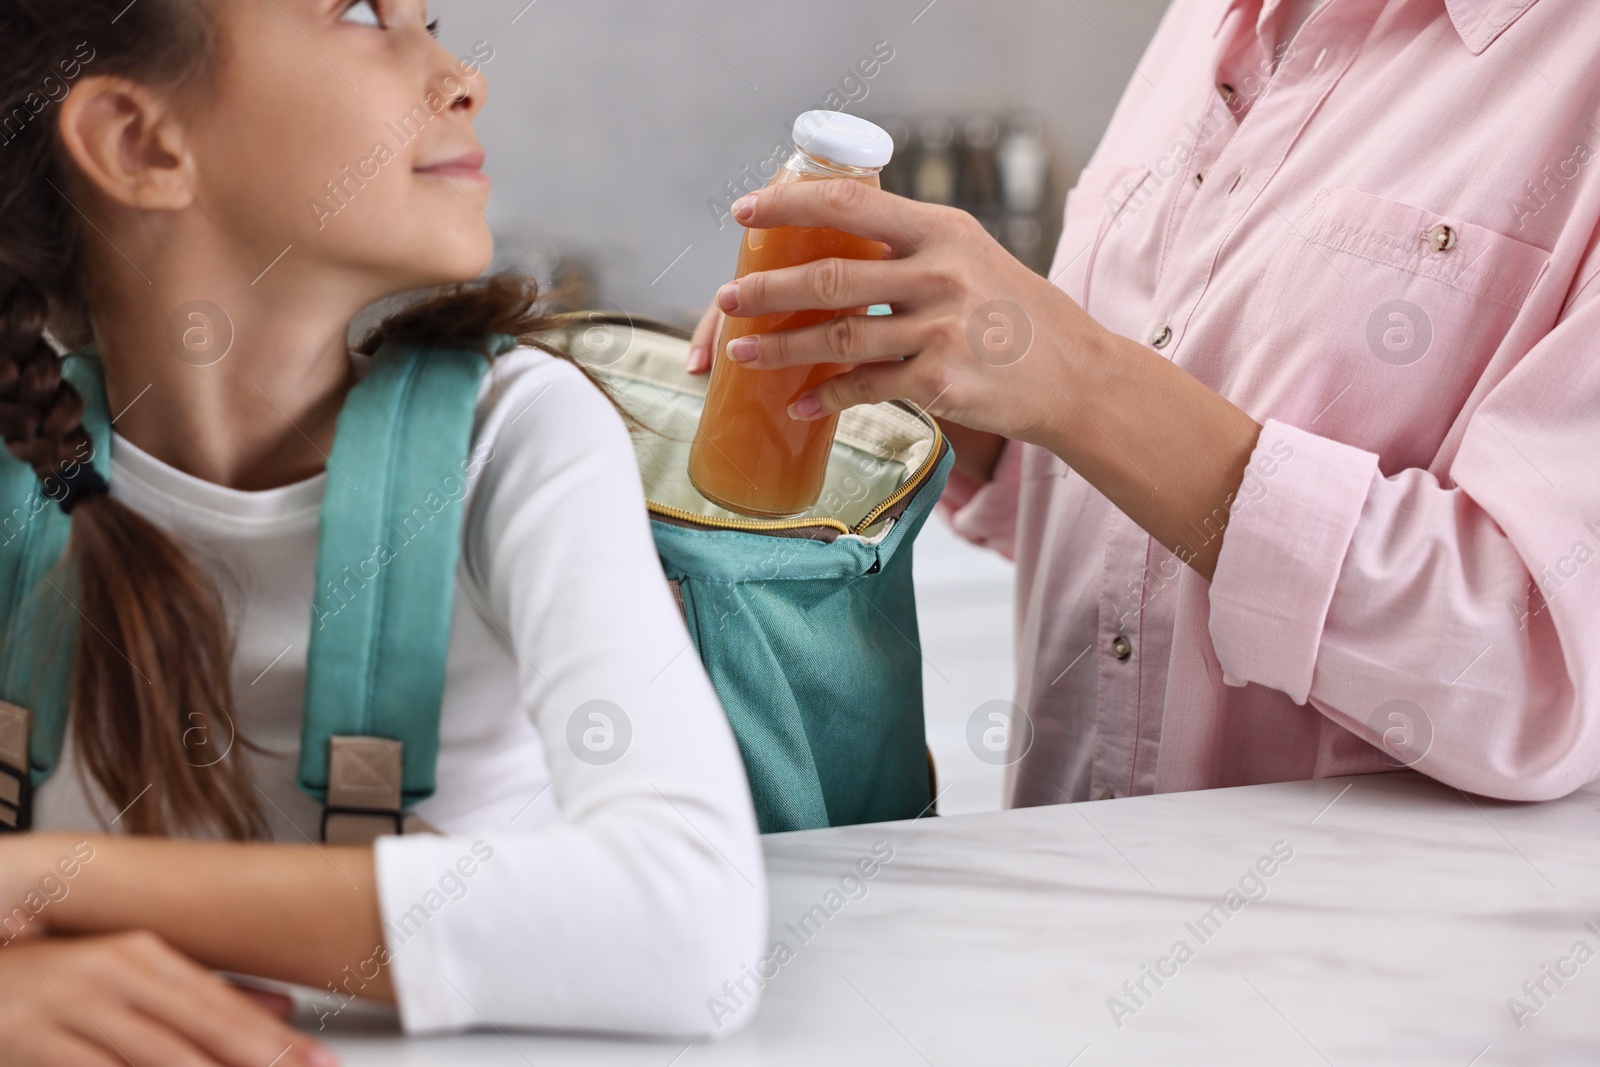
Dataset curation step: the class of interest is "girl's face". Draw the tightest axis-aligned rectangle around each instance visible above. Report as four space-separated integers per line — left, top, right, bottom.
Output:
190 0 494 298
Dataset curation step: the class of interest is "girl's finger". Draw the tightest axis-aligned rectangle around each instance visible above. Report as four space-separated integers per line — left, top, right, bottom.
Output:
133 976 332 1067
731 180 938 256
719 256 933 319
229 986 295 1022
725 312 923 370
54 1001 218 1067
114 939 332 1067
7 1030 126 1067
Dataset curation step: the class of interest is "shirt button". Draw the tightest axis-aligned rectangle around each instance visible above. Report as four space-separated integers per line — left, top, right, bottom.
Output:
1427 223 1458 252
1112 634 1133 661
1150 325 1173 349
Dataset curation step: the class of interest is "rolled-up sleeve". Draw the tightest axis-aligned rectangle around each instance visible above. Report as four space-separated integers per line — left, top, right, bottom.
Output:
1208 421 1378 702
1209 284 1600 801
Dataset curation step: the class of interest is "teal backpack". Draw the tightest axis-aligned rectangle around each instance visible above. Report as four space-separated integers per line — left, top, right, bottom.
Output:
544 314 952 832
0 322 950 838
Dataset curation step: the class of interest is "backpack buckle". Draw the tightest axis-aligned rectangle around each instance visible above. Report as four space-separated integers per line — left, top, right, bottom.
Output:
321 736 413 845
0 702 32 833
0 763 29 832
322 804 404 843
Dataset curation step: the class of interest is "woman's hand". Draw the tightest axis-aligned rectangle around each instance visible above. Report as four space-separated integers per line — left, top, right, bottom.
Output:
698 178 1265 578
684 269 1008 484
699 180 1108 447
0 933 336 1067
686 301 723 375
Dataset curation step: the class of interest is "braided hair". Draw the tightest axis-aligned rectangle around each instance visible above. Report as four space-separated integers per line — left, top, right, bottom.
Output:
0 283 103 508
0 0 277 838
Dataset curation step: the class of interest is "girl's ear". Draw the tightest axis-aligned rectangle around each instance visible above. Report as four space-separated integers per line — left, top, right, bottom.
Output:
55 76 196 212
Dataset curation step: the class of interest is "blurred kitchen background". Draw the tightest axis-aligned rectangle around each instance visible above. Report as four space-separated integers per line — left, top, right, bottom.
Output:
432 0 1173 814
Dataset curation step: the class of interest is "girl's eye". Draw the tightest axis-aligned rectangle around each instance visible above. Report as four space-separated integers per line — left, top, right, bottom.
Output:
341 0 382 28
427 18 441 38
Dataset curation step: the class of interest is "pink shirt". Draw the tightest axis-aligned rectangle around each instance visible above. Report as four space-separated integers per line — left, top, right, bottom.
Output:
943 0 1600 804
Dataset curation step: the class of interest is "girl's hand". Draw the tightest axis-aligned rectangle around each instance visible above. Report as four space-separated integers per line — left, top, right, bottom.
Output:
702 180 1114 448
0 934 336 1067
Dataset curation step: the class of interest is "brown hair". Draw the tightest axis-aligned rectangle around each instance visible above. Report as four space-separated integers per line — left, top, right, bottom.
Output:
0 0 593 838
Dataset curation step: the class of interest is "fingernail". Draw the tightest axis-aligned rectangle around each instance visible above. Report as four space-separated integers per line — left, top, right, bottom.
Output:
732 195 756 221
716 283 740 313
788 395 822 420
727 337 758 362
688 344 705 368
305 1046 340 1067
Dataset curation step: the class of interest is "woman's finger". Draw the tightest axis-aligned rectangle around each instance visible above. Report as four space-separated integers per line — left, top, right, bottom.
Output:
686 301 722 375
731 179 938 256
787 359 928 422
725 312 922 370
718 256 932 320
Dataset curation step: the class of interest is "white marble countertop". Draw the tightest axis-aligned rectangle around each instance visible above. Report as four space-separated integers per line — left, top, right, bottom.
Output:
309 772 1600 1066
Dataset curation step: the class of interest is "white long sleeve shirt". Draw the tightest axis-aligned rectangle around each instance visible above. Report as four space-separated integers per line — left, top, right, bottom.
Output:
31 346 767 1037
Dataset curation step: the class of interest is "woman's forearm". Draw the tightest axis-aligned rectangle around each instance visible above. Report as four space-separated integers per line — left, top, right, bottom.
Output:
37 833 395 1002
1041 330 1263 581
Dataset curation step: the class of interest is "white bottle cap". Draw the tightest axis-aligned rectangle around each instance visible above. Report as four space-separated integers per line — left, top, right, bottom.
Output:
792 110 895 170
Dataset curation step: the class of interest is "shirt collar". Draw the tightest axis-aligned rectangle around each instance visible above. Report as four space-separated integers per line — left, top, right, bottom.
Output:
1443 0 1542 54
1213 0 1544 56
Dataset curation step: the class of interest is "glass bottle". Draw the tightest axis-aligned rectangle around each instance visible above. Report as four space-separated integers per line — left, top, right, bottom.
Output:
688 111 894 518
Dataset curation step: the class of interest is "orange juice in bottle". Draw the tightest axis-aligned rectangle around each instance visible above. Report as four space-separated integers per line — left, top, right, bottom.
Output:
689 111 894 518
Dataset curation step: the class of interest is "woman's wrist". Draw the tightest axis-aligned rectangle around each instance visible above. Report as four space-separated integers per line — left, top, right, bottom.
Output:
1024 313 1127 460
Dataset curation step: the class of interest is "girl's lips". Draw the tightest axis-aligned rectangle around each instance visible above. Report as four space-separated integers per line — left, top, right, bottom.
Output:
415 150 488 182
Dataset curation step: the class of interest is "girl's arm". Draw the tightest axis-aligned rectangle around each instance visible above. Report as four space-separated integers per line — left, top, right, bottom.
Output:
8 833 392 1002
363 349 765 1037
8 351 766 1043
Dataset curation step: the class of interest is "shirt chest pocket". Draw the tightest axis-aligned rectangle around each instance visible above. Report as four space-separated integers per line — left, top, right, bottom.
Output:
1246 188 1551 470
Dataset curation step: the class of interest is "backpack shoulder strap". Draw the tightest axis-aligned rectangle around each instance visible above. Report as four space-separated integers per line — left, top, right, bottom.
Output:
0 352 111 831
299 336 512 842
0 339 506 839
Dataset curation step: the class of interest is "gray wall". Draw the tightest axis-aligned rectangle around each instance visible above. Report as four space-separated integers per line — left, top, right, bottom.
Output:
433 0 1173 324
